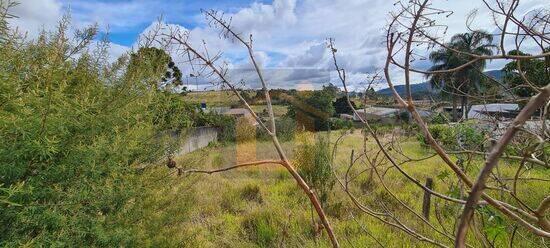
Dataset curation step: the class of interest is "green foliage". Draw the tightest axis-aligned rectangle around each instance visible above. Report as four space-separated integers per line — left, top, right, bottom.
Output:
194 111 236 143
151 93 194 131
235 117 256 141
242 211 279 247
397 111 410 123
417 122 485 150
329 118 353 130
428 30 495 92
240 184 263 204
127 47 187 93
503 49 549 98
287 84 337 131
256 117 296 142
333 96 356 115
427 30 496 120
479 206 507 245
430 112 449 124
294 133 335 205
0 17 193 246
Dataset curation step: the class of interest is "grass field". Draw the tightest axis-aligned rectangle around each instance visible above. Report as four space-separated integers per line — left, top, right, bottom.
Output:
133 130 549 247
249 105 289 117
184 91 241 106
183 91 289 117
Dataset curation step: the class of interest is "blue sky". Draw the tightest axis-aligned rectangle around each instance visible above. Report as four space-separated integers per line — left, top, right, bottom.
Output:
60 0 272 46
10 0 549 90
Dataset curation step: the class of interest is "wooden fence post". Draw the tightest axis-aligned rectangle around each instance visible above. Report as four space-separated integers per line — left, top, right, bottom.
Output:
422 178 434 220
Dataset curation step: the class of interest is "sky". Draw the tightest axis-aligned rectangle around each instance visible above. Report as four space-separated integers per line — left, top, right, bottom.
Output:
8 0 548 91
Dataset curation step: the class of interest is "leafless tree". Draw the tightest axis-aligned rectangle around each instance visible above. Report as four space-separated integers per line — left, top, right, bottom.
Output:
328 0 548 247
139 0 550 246
144 11 341 247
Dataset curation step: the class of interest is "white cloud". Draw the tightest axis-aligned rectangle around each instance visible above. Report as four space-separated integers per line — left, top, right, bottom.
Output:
10 0 547 90
9 0 62 38
8 0 131 62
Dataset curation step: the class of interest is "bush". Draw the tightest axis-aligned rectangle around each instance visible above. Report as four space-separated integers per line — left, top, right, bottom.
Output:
430 112 449 124
0 17 193 246
417 124 456 147
329 118 353 130
235 117 256 142
397 111 410 123
417 122 485 150
286 85 336 131
195 112 236 143
294 132 335 206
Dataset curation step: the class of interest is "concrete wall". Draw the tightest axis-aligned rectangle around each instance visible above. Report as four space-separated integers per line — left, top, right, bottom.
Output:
177 127 218 155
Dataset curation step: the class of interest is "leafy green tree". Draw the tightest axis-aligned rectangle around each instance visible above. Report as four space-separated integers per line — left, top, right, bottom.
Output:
322 83 340 98
333 96 357 115
503 49 549 98
287 84 337 131
427 30 495 121
127 47 187 94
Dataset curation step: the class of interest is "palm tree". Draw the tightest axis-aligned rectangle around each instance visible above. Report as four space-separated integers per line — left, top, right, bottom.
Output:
428 48 461 121
427 30 495 121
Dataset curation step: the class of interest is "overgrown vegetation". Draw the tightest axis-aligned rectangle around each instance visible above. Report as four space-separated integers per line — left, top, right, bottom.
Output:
294 133 335 206
287 84 339 131
0 16 194 245
417 122 485 150
2 0 549 247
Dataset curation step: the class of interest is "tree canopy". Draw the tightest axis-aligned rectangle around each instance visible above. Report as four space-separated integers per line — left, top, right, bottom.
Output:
503 49 550 98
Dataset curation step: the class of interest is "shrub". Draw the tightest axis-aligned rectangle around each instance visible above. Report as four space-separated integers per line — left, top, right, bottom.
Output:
417 122 485 150
333 96 357 114
329 118 353 130
294 132 335 206
220 190 243 213
286 85 336 131
417 124 456 147
455 122 485 150
235 117 256 142
196 112 236 143
0 16 192 246
430 112 449 124
397 111 410 123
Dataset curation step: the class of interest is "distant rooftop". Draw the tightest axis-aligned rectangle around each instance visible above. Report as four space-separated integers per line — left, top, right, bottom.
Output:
355 107 400 117
468 103 519 119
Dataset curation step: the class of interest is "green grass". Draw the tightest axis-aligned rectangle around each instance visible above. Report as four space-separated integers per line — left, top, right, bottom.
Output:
249 105 289 117
183 91 289 117
132 130 549 247
183 91 241 106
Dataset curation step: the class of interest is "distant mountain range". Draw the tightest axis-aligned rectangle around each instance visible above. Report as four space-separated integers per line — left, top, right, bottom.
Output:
376 70 504 97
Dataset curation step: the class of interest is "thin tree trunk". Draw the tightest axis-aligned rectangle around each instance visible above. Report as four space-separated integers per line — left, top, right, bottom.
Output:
462 94 468 120
452 92 458 122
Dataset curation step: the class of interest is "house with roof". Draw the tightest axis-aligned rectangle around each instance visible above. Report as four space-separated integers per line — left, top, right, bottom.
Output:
352 106 433 124
353 107 400 124
467 103 519 120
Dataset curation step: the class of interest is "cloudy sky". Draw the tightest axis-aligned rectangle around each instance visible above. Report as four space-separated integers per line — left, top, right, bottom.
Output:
9 0 548 91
